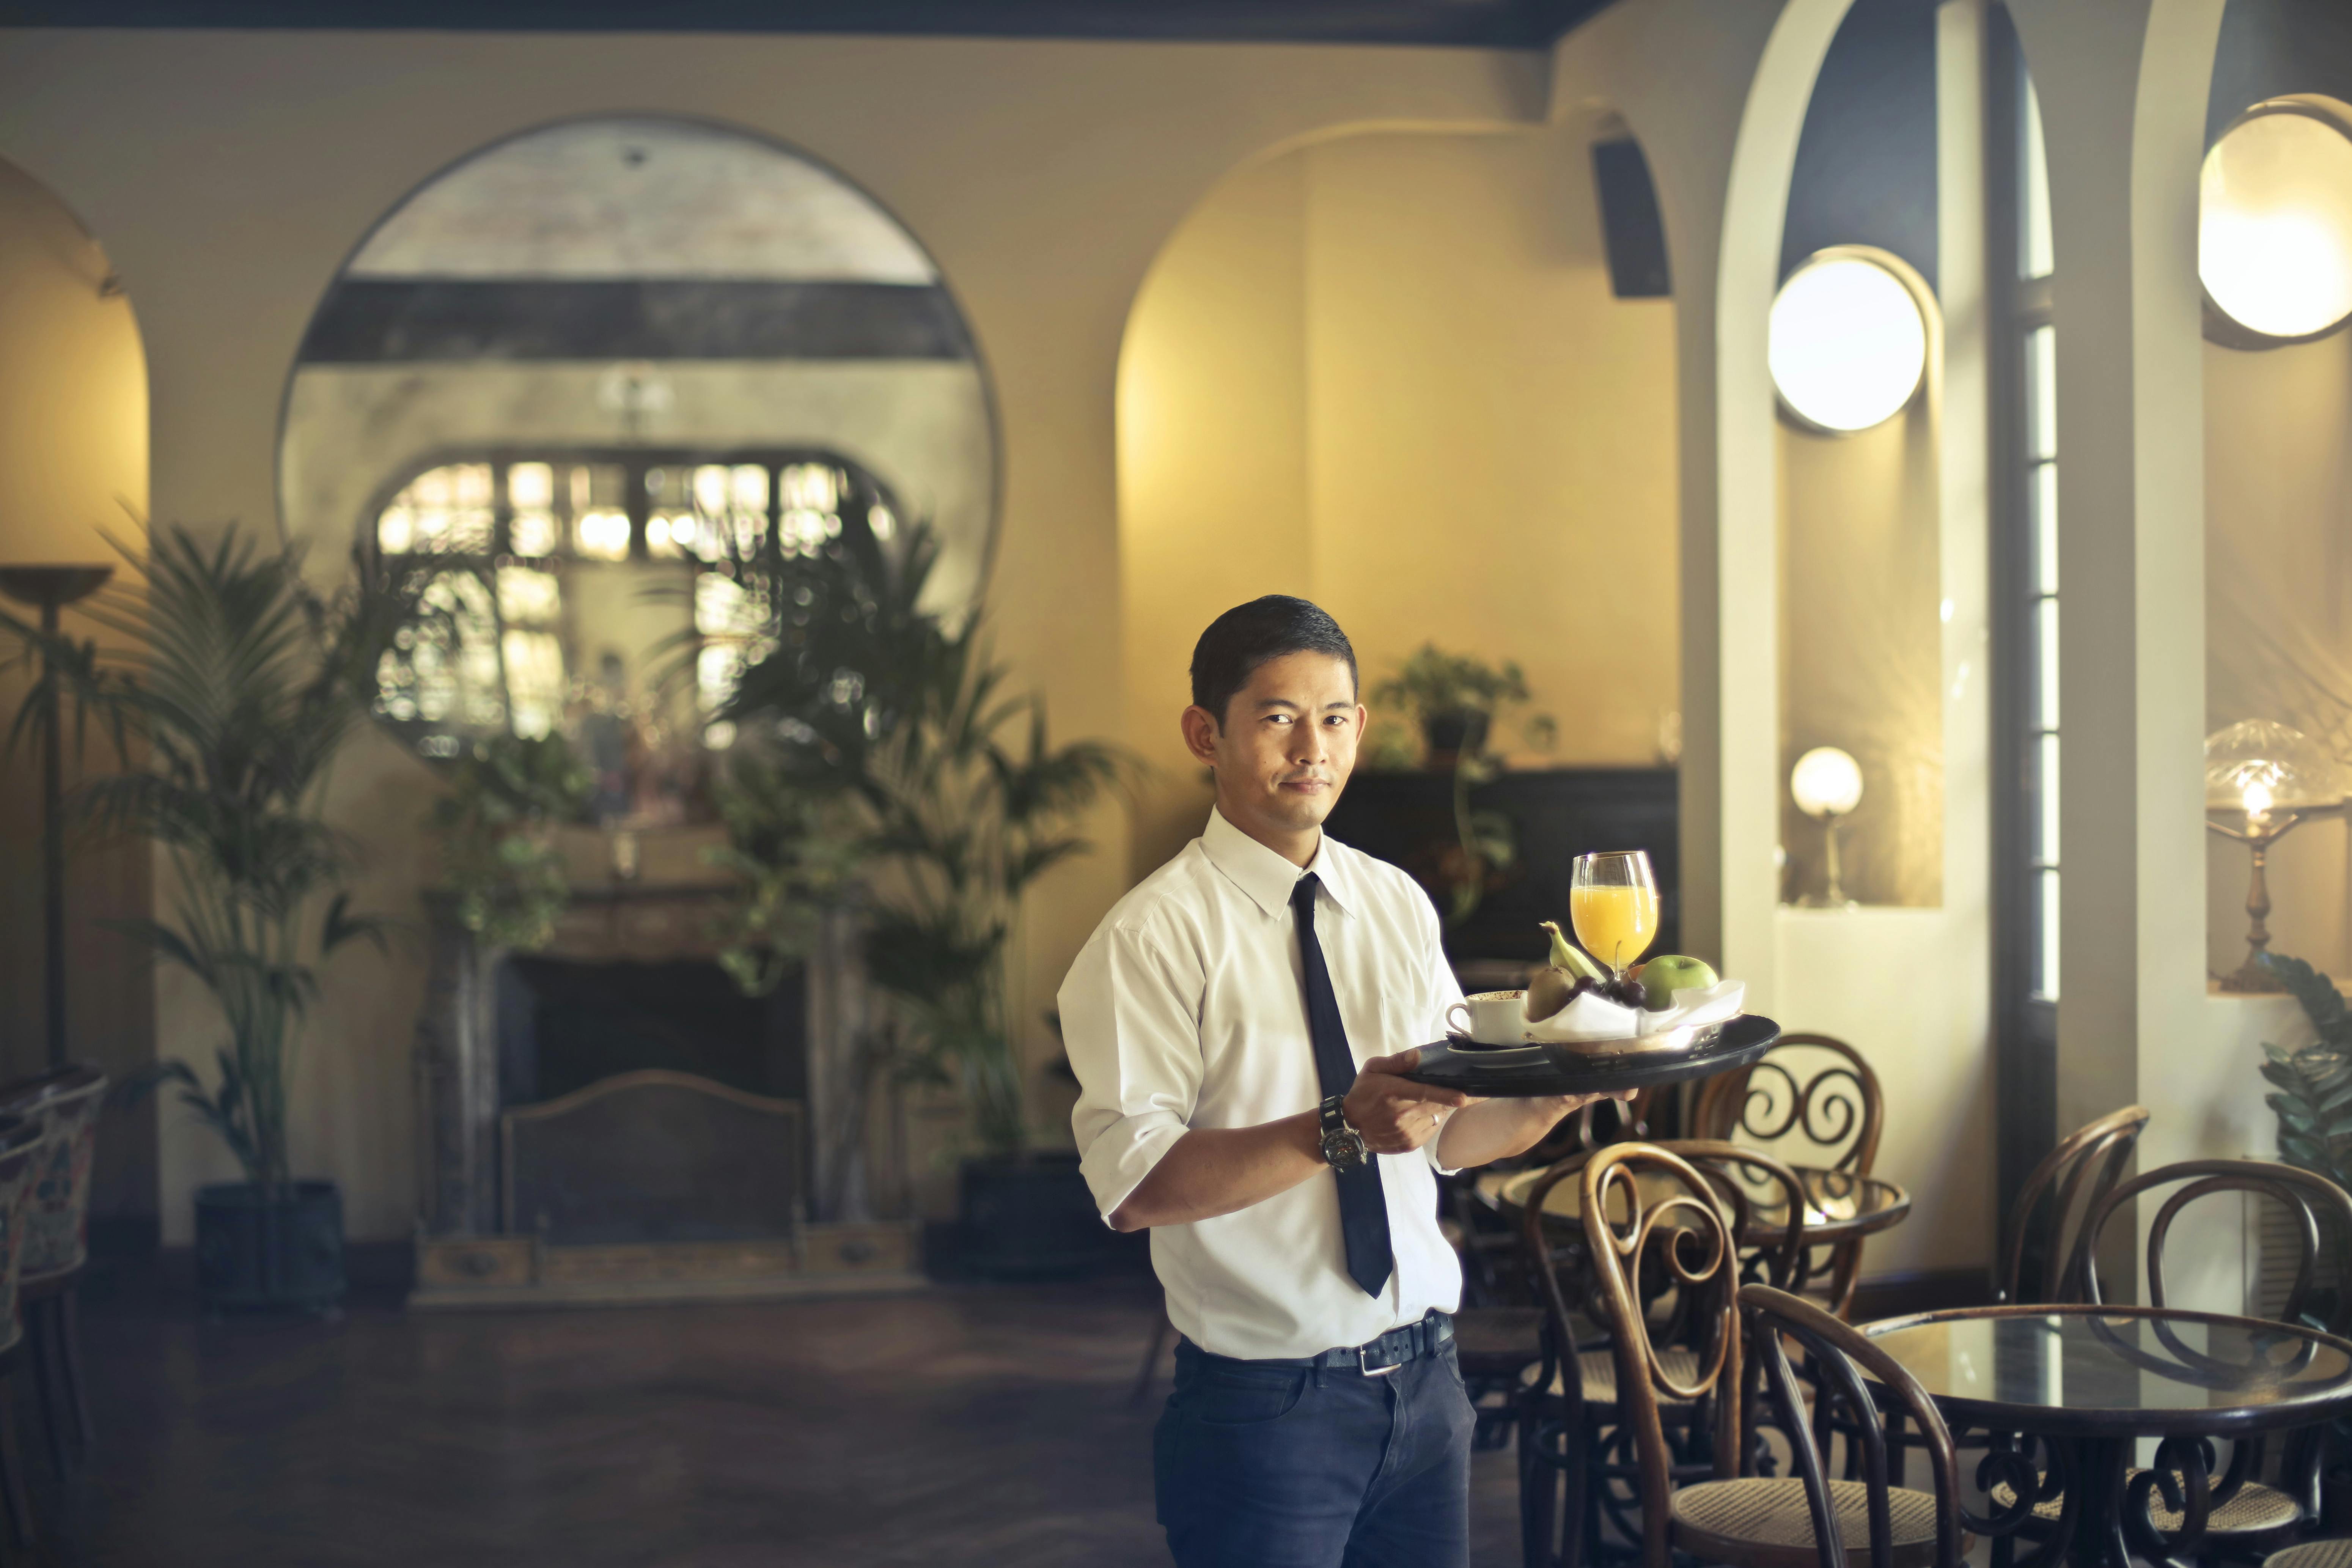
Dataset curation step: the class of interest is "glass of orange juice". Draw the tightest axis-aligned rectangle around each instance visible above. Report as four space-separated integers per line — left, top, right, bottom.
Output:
1569 850 1660 975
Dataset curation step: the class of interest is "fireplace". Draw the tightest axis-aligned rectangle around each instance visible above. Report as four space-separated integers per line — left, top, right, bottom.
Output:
409 882 919 1307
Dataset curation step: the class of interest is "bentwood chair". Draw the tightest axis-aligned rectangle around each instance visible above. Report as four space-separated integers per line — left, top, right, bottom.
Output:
1732 1284 1968 1568
1568 1144 1963 1568
2269 1543 2352 1568
0 1067 107 1477
1692 1034 1883 1317
2027 1158 2352 1557
0 1115 53 1553
1516 1141 1811 1568
1997 1104 2150 1304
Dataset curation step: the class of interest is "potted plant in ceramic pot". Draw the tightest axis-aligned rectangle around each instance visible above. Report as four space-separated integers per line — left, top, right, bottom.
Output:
710 518 1137 1276
2 523 424 1314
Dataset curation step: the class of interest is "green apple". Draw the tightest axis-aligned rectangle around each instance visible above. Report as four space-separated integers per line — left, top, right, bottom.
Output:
1637 954 1719 1010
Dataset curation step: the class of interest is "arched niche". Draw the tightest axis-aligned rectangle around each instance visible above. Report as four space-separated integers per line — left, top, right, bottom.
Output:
2200 0 2352 980
277 115 999 771
1114 116 1682 893
0 154 154 1232
1771 0 1951 912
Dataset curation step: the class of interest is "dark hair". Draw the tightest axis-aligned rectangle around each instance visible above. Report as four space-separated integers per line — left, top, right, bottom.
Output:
1189 596 1358 728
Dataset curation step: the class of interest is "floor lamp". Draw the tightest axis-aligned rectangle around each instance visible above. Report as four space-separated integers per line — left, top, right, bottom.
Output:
0 565 115 1068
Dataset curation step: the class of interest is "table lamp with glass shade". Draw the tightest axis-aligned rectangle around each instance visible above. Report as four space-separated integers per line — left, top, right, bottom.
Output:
1791 746 1864 908
2205 719 2349 992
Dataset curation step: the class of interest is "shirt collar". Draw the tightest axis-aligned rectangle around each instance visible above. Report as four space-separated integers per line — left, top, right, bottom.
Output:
1201 806 1357 921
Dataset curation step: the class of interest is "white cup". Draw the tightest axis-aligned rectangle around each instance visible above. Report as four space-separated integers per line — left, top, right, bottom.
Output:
1444 990 1527 1045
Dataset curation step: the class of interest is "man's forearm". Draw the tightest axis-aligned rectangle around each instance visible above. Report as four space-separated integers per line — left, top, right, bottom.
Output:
1434 1097 1582 1171
1107 1114 1324 1232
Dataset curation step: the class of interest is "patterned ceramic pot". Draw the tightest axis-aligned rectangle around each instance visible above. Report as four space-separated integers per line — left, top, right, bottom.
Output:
0 1066 108 1281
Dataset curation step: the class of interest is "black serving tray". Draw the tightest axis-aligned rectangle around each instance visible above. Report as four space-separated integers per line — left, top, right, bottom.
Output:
1402 1013 1781 1098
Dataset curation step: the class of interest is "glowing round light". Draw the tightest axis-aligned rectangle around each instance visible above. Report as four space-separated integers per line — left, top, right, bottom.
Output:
2200 107 2352 341
1768 253 1929 433
1791 746 1864 819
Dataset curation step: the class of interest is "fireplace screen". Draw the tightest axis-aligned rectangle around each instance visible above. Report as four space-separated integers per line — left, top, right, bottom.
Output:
502 1069 805 1245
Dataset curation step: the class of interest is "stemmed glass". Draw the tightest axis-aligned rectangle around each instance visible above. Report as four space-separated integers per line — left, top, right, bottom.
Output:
1569 850 1659 976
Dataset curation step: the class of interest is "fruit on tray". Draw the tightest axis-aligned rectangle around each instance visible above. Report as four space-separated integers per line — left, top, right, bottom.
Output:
1527 922 1646 1018
1635 954 1719 1010
1539 920 1608 982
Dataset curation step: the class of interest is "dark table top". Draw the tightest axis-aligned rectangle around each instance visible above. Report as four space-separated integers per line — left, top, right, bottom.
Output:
1482 1162 1910 1247
1862 1304 2352 1438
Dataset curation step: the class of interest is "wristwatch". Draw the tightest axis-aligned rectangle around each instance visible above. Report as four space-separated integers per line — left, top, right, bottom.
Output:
1318 1095 1370 1171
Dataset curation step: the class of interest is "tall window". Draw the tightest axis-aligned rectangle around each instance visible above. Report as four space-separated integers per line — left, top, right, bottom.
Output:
1990 6 2060 1234
368 450 896 756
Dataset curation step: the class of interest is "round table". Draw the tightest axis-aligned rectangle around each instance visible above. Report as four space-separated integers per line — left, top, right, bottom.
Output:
1862 1304 2352 1568
1480 1162 1912 1252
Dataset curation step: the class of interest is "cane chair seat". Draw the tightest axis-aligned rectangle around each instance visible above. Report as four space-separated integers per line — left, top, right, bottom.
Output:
2269 1540 2352 1568
1990 1475 2302 1535
1671 1476 1951 1568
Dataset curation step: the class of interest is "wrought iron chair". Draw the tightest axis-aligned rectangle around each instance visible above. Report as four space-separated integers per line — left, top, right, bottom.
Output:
1722 1283 1968 1568
1692 1033 1883 1317
1516 1141 1810 1568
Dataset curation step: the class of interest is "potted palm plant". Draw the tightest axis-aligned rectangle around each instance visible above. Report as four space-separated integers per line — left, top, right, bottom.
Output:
712 518 1135 1275
2 524 419 1313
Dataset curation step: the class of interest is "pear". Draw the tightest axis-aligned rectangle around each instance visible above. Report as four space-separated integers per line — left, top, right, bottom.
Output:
1539 920 1608 983
1526 964 1578 1022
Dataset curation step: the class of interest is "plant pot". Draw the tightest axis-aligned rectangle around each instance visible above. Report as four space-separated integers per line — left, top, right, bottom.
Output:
194 1180 346 1313
955 1153 1139 1281
1421 709 1489 770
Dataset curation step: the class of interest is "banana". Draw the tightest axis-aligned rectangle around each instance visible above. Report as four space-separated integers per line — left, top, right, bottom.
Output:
1540 920 1608 982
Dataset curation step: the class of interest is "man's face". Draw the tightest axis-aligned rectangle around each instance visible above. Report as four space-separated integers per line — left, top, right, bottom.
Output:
1186 651 1365 838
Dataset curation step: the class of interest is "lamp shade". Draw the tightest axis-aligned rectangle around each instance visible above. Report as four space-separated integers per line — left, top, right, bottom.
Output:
2204 718 2349 816
1768 252 1929 433
1791 746 1864 818
2200 105 2352 341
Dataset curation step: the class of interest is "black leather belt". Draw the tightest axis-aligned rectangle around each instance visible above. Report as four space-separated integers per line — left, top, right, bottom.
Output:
1184 1311 1455 1375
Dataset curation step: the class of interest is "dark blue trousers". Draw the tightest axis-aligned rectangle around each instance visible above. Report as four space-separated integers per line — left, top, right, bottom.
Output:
1153 1334 1475 1567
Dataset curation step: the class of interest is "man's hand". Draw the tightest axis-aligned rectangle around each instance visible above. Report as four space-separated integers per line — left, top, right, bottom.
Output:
1342 1051 1470 1154
1431 1088 1634 1170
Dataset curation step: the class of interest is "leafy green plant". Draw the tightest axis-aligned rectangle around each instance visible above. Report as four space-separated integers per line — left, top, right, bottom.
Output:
1369 644 1557 925
712 517 1137 1158
0 523 426 1195
701 753 866 998
2258 953 2352 1197
1372 644 1558 756
428 732 591 951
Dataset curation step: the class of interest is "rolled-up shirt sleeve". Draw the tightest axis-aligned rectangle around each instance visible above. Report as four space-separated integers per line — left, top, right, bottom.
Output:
1412 889 1470 1176
1061 920 1205 1224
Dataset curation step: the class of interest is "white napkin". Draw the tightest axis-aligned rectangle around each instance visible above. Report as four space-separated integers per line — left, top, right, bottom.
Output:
1517 979 1746 1043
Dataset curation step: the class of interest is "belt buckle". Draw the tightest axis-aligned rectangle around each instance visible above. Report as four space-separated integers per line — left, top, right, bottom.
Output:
1358 1331 1406 1376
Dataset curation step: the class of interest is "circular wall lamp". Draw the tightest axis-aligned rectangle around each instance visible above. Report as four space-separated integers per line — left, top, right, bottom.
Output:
1768 247 1933 434
2201 96 2352 348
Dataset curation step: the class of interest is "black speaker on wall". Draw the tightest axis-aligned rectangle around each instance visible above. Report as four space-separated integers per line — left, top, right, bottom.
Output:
1592 138 1672 299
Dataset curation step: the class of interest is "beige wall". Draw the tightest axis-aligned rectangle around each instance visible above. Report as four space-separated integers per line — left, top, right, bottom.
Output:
1777 398 1946 910
1118 118 1682 877
0 156 156 1229
2205 329 2352 981
0 26 1555 1240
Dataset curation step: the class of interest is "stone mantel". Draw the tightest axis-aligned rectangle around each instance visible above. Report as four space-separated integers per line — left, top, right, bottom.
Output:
412 884 876 1238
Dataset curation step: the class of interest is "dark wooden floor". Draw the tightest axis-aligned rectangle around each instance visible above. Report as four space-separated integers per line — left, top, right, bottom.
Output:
26 1256 1528 1567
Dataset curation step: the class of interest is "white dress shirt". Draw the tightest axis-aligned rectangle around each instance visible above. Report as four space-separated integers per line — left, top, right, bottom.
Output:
1059 806 1469 1360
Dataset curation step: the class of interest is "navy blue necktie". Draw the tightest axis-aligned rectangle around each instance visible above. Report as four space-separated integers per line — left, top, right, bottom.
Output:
1291 874 1393 1298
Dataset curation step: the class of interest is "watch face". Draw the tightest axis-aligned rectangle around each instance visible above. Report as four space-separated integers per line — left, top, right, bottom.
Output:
1322 1129 1363 1170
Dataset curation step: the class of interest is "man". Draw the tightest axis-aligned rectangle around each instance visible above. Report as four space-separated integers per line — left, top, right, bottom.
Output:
1059 596 1616 1567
